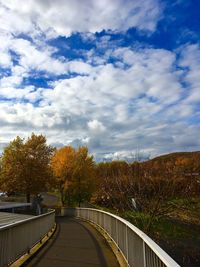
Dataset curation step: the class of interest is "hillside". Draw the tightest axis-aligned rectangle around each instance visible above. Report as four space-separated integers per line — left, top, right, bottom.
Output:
150 151 200 162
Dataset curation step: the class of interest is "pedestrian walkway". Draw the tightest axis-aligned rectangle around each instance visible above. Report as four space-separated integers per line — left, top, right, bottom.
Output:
0 212 34 227
26 217 120 267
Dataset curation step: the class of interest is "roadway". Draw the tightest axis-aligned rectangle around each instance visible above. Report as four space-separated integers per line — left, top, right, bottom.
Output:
26 217 120 267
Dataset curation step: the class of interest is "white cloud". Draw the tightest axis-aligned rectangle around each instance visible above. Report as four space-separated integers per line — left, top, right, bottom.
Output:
0 51 12 68
103 149 151 161
10 38 67 75
1 35 94 76
179 44 200 103
0 86 34 100
0 32 13 68
1 45 198 157
67 61 92 75
112 47 182 104
0 9 199 161
0 76 22 88
0 0 162 37
88 119 106 133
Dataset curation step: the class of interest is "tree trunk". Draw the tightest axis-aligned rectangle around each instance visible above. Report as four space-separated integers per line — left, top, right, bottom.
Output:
26 192 30 203
78 176 81 207
67 191 71 206
61 190 65 206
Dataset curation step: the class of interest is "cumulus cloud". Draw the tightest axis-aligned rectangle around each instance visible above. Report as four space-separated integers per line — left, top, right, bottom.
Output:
0 41 199 158
0 52 12 68
179 44 200 103
0 0 162 37
103 150 151 162
88 119 106 133
10 38 68 74
0 1 199 161
1 43 199 159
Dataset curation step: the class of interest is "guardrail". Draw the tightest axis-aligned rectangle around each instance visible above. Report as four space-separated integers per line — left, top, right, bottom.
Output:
0 210 55 267
76 208 180 267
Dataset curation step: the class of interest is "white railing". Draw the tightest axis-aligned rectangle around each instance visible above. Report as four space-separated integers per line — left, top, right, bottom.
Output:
0 210 55 267
76 208 180 267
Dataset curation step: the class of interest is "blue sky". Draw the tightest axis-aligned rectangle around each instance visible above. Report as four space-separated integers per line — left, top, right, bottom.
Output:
0 0 199 161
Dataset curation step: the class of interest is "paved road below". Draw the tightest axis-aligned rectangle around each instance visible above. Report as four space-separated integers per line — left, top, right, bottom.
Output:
41 192 59 206
26 217 120 267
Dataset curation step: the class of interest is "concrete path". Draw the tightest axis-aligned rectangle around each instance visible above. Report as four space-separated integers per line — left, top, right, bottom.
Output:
41 192 59 206
26 217 120 267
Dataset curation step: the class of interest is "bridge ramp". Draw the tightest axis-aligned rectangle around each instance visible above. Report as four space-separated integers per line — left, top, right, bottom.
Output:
27 217 119 267
0 212 34 227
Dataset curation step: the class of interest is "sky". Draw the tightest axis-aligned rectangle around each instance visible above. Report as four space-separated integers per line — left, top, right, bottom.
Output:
0 0 200 161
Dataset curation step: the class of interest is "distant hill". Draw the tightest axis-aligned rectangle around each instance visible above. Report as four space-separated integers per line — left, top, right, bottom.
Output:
140 151 200 177
150 151 200 162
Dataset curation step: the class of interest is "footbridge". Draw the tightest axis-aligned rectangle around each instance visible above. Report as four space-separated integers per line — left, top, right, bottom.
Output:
0 208 180 267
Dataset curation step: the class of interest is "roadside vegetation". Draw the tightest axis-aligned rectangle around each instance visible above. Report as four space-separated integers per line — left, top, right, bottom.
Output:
0 133 199 266
93 157 200 267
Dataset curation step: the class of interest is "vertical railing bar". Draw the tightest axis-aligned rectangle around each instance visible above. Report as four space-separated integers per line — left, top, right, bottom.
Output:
126 224 129 262
116 218 119 247
75 208 180 267
143 241 147 267
0 211 55 266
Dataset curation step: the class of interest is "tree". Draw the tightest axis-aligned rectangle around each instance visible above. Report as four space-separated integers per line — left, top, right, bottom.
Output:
72 147 95 207
51 146 95 207
94 155 200 232
0 133 54 202
94 161 132 211
51 146 76 206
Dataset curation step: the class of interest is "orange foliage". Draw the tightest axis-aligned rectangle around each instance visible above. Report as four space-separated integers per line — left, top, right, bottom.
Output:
0 133 54 202
51 146 95 206
94 152 200 212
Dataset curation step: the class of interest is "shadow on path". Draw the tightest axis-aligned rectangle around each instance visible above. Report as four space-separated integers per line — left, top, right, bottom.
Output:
25 217 119 267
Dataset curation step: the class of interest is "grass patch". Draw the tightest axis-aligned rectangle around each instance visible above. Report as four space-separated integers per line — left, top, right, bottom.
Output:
121 210 199 240
151 218 198 240
169 197 200 212
96 197 200 266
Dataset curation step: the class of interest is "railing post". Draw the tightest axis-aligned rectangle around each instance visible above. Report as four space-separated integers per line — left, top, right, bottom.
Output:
0 210 55 266
143 241 146 267
116 219 119 249
67 208 180 267
126 225 129 263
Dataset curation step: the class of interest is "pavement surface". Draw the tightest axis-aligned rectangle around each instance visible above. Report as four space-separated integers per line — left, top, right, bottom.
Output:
0 202 31 210
25 217 120 267
41 192 59 206
0 212 34 227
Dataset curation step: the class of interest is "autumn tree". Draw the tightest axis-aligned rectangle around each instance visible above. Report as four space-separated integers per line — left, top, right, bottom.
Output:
94 161 132 211
51 146 76 206
51 146 95 206
94 153 200 231
0 133 54 202
129 168 184 231
72 147 95 207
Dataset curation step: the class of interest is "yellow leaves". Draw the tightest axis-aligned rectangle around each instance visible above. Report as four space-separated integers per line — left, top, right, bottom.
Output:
51 146 95 183
51 146 76 181
51 145 95 205
0 133 54 198
74 146 95 178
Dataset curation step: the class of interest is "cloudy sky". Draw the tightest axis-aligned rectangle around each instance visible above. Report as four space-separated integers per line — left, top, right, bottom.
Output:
0 0 200 161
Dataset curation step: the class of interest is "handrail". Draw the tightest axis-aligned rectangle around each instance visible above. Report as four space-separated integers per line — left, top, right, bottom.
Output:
0 209 55 231
0 210 55 267
75 208 180 267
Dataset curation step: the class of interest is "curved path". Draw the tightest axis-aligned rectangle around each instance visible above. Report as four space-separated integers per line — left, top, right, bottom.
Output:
26 217 119 267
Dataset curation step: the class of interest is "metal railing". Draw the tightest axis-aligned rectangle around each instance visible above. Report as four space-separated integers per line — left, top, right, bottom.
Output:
0 210 55 267
76 208 180 267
